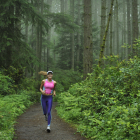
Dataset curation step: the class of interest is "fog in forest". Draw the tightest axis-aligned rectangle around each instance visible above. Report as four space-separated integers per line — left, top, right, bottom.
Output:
0 0 139 80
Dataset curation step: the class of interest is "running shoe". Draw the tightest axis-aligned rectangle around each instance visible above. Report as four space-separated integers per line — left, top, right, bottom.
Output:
47 125 51 132
45 114 48 121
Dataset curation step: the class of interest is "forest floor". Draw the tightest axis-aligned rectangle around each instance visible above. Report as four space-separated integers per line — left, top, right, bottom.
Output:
13 102 89 140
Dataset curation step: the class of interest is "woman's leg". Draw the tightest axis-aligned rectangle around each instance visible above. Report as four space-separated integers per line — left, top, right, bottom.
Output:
41 95 47 115
46 95 53 126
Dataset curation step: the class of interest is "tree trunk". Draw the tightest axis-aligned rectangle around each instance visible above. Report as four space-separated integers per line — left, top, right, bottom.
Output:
61 0 64 13
100 0 106 68
38 0 44 80
105 0 110 65
65 0 68 13
98 0 114 68
132 0 138 57
123 0 126 60
47 0 52 71
106 0 110 55
6 5 14 68
77 0 80 71
25 18 28 77
116 0 118 54
31 24 34 77
113 5 116 55
127 0 131 60
36 0 40 80
15 1 21 68
54 39 55 65
70 0 74 70
83 0 93 80
100 0 106 47
94 0 97 23
31 0 34 77
110 2 113 57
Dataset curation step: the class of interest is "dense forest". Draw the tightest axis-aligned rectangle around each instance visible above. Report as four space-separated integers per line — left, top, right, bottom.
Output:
0 0 140 139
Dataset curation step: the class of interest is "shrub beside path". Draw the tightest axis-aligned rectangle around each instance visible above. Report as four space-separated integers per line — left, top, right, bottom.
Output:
13 102 89 140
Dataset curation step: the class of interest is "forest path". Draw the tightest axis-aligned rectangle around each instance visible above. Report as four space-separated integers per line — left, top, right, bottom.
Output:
13 102 89 140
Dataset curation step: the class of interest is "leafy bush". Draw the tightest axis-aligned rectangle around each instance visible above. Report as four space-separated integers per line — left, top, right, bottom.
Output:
0 72 16 95
0 90 41 140
56 55 140 140
18 77 40 92
3 66 25 85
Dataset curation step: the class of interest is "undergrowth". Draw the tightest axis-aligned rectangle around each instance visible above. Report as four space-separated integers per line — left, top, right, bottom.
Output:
0 90 41 140
56 55 140 140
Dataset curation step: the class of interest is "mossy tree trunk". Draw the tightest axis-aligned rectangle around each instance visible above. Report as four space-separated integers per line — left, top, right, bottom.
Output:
98 0 114 68
100 0 106 68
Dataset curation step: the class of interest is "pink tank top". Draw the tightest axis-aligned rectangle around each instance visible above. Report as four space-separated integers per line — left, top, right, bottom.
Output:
44 79 54 94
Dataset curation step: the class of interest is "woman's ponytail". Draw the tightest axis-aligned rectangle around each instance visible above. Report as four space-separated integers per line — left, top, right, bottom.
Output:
38 71 47 76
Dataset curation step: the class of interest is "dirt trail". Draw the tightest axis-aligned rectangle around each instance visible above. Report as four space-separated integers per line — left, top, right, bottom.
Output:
13 102 89 140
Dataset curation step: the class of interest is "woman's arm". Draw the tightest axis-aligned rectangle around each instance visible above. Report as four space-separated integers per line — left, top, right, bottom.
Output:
53 81 57 96
40 80 45 94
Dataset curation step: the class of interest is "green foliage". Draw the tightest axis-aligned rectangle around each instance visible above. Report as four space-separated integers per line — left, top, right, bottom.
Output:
56 55 140 140
0 90 41 140
0 0 49 70
3 66 25 85
0 72 16 96
18 77 39 92
52 69 82 91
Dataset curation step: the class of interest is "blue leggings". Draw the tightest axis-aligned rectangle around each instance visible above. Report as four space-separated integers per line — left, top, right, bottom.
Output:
41 94 53 126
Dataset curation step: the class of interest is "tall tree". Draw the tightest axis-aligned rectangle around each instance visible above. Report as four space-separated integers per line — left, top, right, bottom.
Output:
70 0 74 70
36 0 40 80
38 0 44 80
47 0 53 71
100 0 106 67
127 0 131 60
98 0 114 68
6 5 14 68
94 0 97 23
65 0 68 13
31 24 34 77
110 4 113 57
132 0 139 57
100 0 106 46
123 0 126 60
77 0 81 71
25 17 28 77
116 0 119 56
113 4 116 55
106 0 110 57
83 0 93 80
61 0 64 12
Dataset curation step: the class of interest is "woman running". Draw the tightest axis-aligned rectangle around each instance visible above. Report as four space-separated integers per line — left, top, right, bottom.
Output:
39 70 57 132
